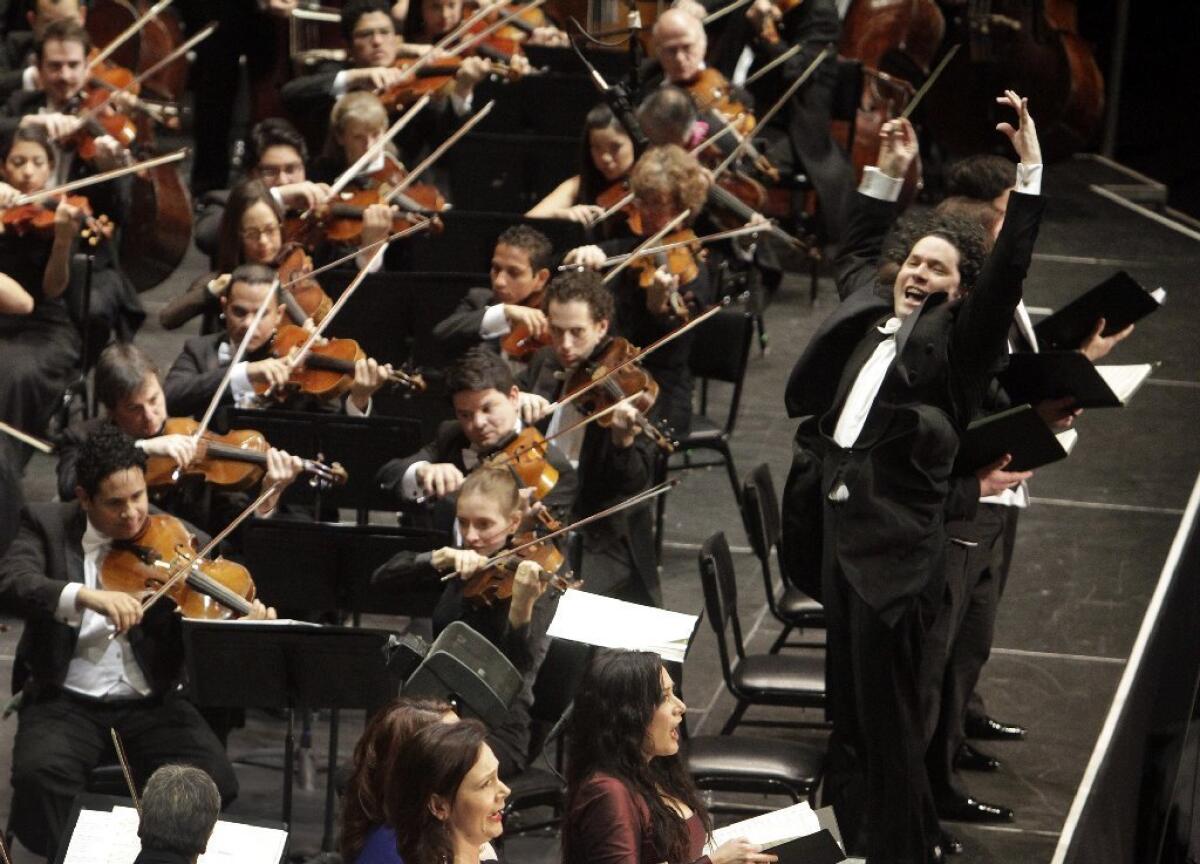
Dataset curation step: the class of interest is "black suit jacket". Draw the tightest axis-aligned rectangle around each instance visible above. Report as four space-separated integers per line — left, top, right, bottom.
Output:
431 286 499 357
781 189 1044 621
0 502 190 697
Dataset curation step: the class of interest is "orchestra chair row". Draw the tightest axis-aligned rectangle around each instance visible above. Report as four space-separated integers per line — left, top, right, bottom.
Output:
740 463 826 653
698 531 827 736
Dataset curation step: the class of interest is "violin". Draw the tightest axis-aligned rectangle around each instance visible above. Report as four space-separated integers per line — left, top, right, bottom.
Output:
273 242 332 325
143 416 347 491
563 337 676 452
595 179 643 235
380 55 523 110
483 426 558 501
627 228 697 321
686 72 779 184
101 513 258 620
0 194 114 246
461 521 577 608
256 323 426 401
498 290 551 361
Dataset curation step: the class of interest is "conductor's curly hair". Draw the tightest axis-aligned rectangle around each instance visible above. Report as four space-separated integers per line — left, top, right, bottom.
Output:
75 425 146 497
883 210 990 296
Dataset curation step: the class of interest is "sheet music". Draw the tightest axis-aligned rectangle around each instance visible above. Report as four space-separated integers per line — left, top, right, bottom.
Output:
547 590 698 662
705 802 822 852
62 807 287 864
1095 363 1153 404
1057 428 1079 456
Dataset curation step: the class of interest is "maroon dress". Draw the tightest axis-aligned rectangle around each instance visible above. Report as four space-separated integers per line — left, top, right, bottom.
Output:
563 772 712 864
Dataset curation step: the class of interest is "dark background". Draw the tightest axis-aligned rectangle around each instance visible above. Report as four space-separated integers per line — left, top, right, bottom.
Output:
1079 0 1200 217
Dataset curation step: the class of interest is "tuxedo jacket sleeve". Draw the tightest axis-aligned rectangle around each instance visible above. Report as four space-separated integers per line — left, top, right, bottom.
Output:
834 190 898 300
159 272 221 331
280 68 340 123
0 503 75 619
374 420 460 506
431 287 496 354
164 334 229 419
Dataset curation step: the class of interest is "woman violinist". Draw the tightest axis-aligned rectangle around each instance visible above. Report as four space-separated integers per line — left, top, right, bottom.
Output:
527 103 639 233
563 145 714 437
0 126 83 468
371 466 558 777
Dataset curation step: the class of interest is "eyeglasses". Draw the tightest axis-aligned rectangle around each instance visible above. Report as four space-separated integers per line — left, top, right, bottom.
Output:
240 224 281 242
257 163 304 179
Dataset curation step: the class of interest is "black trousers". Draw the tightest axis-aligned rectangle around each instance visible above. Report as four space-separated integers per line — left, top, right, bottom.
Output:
9 692 238 858
964 508 1020 724
922 505 1007 803
823 562 940 863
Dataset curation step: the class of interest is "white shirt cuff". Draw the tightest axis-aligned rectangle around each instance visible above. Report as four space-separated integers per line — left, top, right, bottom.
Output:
480 304 511 339
22 66 37 91
229 361 255 407
859 166 904 202
331 70 350 96
401 461 428 501
1015 163 1043 196
345 395 371 416
56 583 83 625
269 187 285 208
450 90 474 116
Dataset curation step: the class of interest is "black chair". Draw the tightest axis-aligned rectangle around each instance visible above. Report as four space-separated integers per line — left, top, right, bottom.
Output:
655 308 755 551
741 463 825 654
699 531 826 735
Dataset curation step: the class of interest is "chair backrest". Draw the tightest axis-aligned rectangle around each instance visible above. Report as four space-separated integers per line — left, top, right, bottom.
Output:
699 531 747 668
687 308 755 434
528 638 593 758
740 463 781 613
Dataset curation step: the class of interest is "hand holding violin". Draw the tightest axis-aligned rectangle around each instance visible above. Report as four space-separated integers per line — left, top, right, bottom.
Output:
563 245 606 270
610 400 645 449
349 356 395 412
508 559 548 628
0 182 20 208
360 203 395 251
255 448 307 515
274 181 333 212
454 56 493 99
54 197 86 241
246 357 293 391
517 390 552 425
645 267 682 316
746 0 782 31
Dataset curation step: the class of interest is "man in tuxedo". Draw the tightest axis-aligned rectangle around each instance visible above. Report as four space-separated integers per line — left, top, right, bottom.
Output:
431 225 554 362
0 0 84 103
163 263 392 419
375 346 578 533
517 270 662 606
779 95 1045 863
0 426 276 859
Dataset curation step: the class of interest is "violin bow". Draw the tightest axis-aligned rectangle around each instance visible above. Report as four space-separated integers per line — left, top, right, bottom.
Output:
710 43 833 180
899 43 961 120
702 0 756 25
190 277 281 442
77 23 218 126
110 727 141 816
405 0 500 78
276 224 434 292
14 148 186 206
88 0 175 71
600 209 692 285
0 419 55 454
0 823 12 864
448 0 549 58
596 222 769 269
441 479 679 581
383 101 496 205
742 41 803 87
326 94 432 199
549 298 732 414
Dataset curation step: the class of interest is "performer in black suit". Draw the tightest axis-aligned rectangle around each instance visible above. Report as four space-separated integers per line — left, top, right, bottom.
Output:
431 224 554 362
0 0 84 103
0 426 276 859
779 95 1045 863
375 346 578 534
163 263 393 420
517 270 662 605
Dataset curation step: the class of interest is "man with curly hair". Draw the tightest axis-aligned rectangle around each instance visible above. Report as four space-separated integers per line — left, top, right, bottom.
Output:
780 93 1045 864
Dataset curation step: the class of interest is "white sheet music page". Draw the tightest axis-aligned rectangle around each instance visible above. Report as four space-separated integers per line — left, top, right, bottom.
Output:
705 802 822 853
62 806 287 864
546 590 698 662
1095 363 1153 404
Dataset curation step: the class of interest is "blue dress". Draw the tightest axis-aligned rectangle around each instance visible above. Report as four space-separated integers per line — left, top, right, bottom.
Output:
354 825 402 864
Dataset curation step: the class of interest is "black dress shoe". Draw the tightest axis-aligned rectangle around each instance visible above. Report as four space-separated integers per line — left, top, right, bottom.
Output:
964 713 1026 741
939 795 1016 823
956 741 1002 771
940 828 964 855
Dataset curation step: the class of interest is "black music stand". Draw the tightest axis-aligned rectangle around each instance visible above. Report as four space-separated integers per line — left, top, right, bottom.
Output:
182 621 396 852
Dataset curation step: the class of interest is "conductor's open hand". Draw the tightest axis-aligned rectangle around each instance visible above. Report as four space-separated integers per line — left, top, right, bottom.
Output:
876 117 918 181
996 89 1041 165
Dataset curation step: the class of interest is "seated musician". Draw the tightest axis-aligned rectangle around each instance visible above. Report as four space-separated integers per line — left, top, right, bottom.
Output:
527 102 639 231
371 466 556 778
431 224 553 362
517 270 662 606
375 346 578 531
0 17 145 343
0 425 276 860
163 263 392 419
133 765 222 864
193 118 332 263
281 0 492 159
563 144 714 437
0 126 82 469
405 0 566 48
0 0 85 103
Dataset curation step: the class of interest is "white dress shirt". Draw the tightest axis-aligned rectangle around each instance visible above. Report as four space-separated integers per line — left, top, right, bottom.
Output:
55 522 152 700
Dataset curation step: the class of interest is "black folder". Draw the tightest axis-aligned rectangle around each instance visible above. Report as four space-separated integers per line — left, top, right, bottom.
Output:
956 404 1075 473
1034 270 1164 350
771 829 847 864
999 351 1138 409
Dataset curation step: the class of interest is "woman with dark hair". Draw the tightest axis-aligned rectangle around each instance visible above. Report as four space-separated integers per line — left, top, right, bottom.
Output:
527 103 637 228
341 697 457 864
563 650 776 864
159 179 286 332
388 719 510 864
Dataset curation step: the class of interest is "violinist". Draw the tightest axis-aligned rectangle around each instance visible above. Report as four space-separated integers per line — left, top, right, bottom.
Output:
0 18 144 343
516 270 662 606
0 0 85 103
0 425 276 860
431 224 553 362
0 125 81 468
163 263 393 419
375 347 578 533
562 144 714 437
526 102 638 230
371 465 557 777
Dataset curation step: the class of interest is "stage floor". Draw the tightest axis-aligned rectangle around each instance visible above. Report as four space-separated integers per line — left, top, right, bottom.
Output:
2 155 1198 863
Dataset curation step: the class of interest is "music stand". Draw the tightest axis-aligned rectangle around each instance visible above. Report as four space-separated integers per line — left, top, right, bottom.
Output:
182 621 396 851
